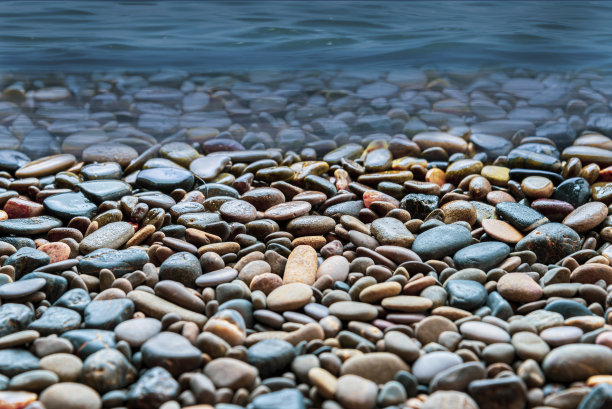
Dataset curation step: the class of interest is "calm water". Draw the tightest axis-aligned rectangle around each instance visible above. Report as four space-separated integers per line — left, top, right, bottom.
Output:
1 1 612 72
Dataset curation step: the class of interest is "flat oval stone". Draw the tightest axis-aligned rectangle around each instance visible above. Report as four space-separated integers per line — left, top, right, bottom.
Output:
136 167 194 192
196 267 238 287
543 344 612 382
545 299 594 318
0 278 46 299
283 245 318 285
453 241 510 271
511 331 550 362
0 349 39 377
79 222 135 254
429 361 486 393
0 391 37 408
60 329 116 359
78 248 148 277
335 374 377 409
84 299 135 330
141 332 202 376
412 351 463 384
445 280 487 310
265 201 312 221
78 180 132 204
114 318 162 348
267 283 313 312
481 219 524 244
340 352 409 384
15 154 76 178
381 295 433 312
371 217 414 247
40 382 101 409
497 273 542 303
43 192 97 220
0 150 30 172
0 216 62 236
539 326 583 347
28 307 82 336
241 187 286 211
515 222 581 264
252 388 305 409
329 301 378 321
219 199 257 223
247 339 295 378
204 357 258 389
496 201 548 231
287 215 336 236
460 321 510 344
563 201 608 233
316 255 350 282
570 263 612 285
412 224 472 260
5 247 50 276
190 155 231 181
127 290 206 327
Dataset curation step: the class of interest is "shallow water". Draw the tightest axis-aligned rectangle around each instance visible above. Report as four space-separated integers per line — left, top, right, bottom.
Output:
1 1 612 72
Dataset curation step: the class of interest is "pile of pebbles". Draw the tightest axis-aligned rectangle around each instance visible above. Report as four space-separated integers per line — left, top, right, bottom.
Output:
0 69 612 409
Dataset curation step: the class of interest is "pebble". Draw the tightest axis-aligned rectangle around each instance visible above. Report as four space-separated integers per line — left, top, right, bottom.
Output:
329 301 378 321
335 374 377 409
267 283 313 312
543 344 612 382
411 224 472 260
515 222 581 264
412 351 463 384
141 332 202 376
453 241 510 271
283 245 318 285
497 273 543 303
78 222 135 254
204 357 258 389
563 201 608 232
39 383 101 409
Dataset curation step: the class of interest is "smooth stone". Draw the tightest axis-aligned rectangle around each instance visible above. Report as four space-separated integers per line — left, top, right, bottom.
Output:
136 167 194 192
0 150 30 171
0 349 39 377
421 391 479 409
204 357 258 389
252 388 305 409
159 251 202 287
335 374 377 409
78 180 132 204
286 215 336 236
545 299 594 318
141 332 202 376
83 142 138 168
15 154 75 178
370 217 414 247
196 267 238 287
265 201 312 221
460 321 510 344
5 247 50 277
82 348 136 393
283 245 318 285
39 353 82 382
496 202 548 231
0 216 62 236
481 219 524 244
384 330 420 362
0 277 46 299
78 248 148 277
219 199 257 223
578 383 612 409
0 304 35 337
543 344 612 382
127 290 207 327
340 352 409 384
329 301 378 321
18 272 66 303
28 307 82 336
515 223 581 264
54 288 91 313
453 241 510 271
79 222 135 254
412 351 463 384
429 362 486 393
571 264 612 285
497 273 543 303
539 326 583 347
84 299 135 330
468 376 527 409
126 366 179 409
61 329 116 359
114 318 161 348
267 283 313 312
381 295 433 312
523 309 565 332
412 224 472 260
0 391 37 407
39 383 101 409
445 280 487 310
553 177 591 208
563 201 608 233
247 339 295 378
190 155 230 181
81 162 122 180
531 198 575 222
43 192 97 220
0 330 39 349
316 255 350 282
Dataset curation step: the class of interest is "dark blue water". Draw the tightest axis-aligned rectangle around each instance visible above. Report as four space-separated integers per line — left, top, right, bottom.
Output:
1 1 611 73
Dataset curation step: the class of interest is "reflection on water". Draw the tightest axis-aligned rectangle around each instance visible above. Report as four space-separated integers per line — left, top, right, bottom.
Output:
0 1 611 71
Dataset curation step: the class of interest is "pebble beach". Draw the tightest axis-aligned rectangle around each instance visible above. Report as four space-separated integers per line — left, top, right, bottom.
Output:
0 68 610 409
